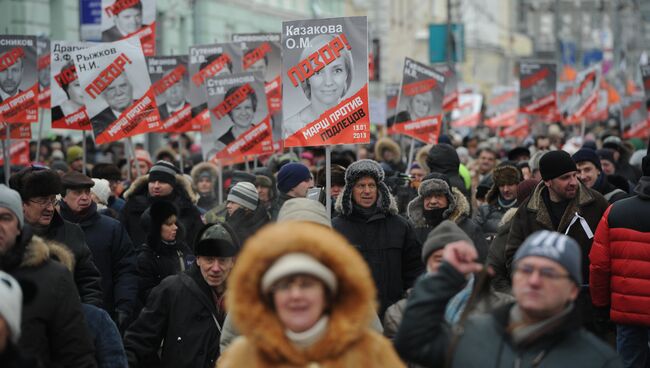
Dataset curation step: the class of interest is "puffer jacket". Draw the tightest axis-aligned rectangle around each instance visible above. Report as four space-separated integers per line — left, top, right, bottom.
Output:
590 176 650 326
218 222 405 367
394 261 622 368
121 174 203 247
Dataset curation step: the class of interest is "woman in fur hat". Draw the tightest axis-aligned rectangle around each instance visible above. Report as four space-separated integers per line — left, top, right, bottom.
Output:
135 200 194 308
190 162 220 211
219 222 405 367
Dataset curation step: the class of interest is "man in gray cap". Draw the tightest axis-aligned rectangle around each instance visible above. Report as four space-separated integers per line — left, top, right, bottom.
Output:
395 230 622 368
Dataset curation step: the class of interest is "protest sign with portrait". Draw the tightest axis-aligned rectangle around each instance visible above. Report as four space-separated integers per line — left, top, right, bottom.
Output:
0 35 39 123
37 37 51 109
0 140 29 166
451 93 482 128
565 64 601 125
485 84 518 129
433 63 458 112
0 123 31 139
519 61 557 117
101 0 156 56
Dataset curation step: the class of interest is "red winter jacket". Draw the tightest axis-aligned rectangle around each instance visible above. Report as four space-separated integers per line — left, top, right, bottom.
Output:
590 178 650 326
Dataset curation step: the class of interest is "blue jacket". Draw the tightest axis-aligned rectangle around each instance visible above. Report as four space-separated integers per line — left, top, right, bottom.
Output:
82 304 128 368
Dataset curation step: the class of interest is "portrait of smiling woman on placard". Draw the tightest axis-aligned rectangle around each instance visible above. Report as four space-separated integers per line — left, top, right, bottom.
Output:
283 34 354 138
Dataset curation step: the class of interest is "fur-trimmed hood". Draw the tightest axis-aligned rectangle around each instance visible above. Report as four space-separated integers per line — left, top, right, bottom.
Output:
20 235 75 272
416 144 433 175
407 185 470 228
190 161 219 186
374 137 401 163
123 173 199 205
226 222 377 365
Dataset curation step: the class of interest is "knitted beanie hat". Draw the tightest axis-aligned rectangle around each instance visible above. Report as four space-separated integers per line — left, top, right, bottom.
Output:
148 160 180 185
277 163 312 194
227 182 259 211
539 150 577 181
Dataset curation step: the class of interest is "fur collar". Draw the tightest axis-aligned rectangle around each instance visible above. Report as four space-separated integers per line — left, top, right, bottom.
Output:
123 173 199 204
20 235 75 272
226 222 377 365
499 207 519 227
525 181 597 231
407 187 469 227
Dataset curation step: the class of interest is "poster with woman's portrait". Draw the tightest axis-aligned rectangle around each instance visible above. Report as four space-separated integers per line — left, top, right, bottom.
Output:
37 37 51 109
519 60 557 116
234 33 283 142
0 35 39 123
565 64 600 125
72 37 161 143
201 72 273 164
188 42 242 131
147 55 198 132
50 41 95 130
484 84 518 129
281 16 369 147
101 0 156 56
392 57 445 143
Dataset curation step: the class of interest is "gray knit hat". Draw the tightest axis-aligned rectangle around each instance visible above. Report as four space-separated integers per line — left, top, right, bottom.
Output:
277 198 331 228
0 185 24 229
335 159 397 216
227 182 259 211
421 220 474 263
513 230 582 285
148 160 180 185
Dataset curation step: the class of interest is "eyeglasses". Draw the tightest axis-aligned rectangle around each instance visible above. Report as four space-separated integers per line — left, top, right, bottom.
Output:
28 196 58 207
514 264 570 281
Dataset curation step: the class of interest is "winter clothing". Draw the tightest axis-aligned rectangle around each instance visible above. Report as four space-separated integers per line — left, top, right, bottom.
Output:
61 170 95 188
2 227 97 367
592 173 630 204
124 263 226 368
0 271 22 344
394 261 622 368
148 160 179 185
486 207 518 293
121 173 203 247
261 253 338 294
277 163 311 194
59 201 137 322
421 220 473 263
0 184 23 228
226 181 258 211
333 161 423 317
477 165 521 235
507 146 530 162
514 230 583 285
375 137 405 172
91 179 112 205
573 148 603 171
539 150 578 180
590 176 650 326
407 179 489 262
277 197 332 227
225 205 270 244
67 145 83 164
9 166 63 202
603 136 643 184
194 222 240 257
517 179 539 203
82 304 128 368
219 222 405 367
425 144 471 201
190 162 219 211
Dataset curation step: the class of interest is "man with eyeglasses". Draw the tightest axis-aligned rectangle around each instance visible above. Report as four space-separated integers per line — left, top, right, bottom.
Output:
332 159 423 318
395 230 621 367
9 166 103 307
504 150 609 334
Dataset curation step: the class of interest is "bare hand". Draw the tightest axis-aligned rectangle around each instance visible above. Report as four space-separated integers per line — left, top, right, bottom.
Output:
442 241 483 276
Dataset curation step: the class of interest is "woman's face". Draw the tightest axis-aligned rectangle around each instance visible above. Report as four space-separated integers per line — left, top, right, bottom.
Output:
231 97 255 129
272 274 327 333
68 79 85 106
409 91 433 119
309 57 347 107
160 215 178 242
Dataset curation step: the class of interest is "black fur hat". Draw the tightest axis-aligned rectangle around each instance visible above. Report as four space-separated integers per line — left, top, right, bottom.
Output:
9 166 63 201
144 200 181 247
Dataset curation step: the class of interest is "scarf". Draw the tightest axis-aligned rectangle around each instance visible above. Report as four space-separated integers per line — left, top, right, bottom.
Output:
508 303 573 348
423 207 447 227
285 316 329 349
497 196 517 209
352 203 378 220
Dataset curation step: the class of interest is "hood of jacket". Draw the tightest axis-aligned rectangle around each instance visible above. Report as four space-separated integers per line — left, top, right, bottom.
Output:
123 173 199 205
425 144 460 176
374 137 401 164
407 186 469 228
226 222 377 365
190 162 219 188
416 144 433 175
524 180 599 231
635 176 650 199
20 234 75 272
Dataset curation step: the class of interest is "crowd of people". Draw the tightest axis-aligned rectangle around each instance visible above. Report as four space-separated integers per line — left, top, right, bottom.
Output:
0 127 648 368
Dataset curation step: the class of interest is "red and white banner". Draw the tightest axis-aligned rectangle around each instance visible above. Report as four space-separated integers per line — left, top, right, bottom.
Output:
37 37 51 109
281 16 369 147
499 115 529 139
565 64 601 125
50 41 95 130
0 123 31 139
451 93 482 128
0 35 39 123
0 140 29 166
485 85 518 128
519 61 557 117
101 0 156 56
72 37 161 144
621 93 649 139
433 64 458 112
392 57 445 143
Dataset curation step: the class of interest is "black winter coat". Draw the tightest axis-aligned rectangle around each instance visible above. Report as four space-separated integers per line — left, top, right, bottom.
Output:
124 264 225 368
121 174 203 247
593 174 630 204
425 144 471 203
40 210 104 306
394 261 622 368
332 208 423 317
60 202 138 318
135 240 195 307
4 228 97 368
225 206 270 244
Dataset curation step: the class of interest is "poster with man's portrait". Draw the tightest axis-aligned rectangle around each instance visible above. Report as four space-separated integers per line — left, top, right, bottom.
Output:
148 55 198 132
72 37 161 144
433 63 458 112
50 41 95 130
201 72 273 164
392 57 445 143
37 37 51 109
282 16 369 147
621 93 649 139
0 35 39 123
101 0 156 56
188 42 242 131
519 60 557 116
485 84 518 128
565 64 601 125
234 33 283 142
